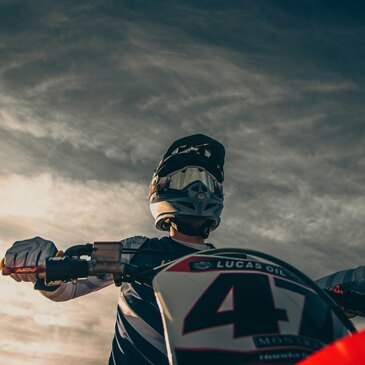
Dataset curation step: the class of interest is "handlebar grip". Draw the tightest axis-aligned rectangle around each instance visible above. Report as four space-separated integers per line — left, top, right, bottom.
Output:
45 256 89 284
2 265 46 276
1 250 64 276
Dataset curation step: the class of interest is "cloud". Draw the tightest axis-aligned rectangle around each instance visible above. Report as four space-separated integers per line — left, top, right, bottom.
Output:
1 0 363 187
0 172 147 364
0 279 117 365
0 173 154 250
0 2 364 363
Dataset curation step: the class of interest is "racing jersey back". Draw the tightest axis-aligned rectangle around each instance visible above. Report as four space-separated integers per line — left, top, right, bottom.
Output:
108 236 214 365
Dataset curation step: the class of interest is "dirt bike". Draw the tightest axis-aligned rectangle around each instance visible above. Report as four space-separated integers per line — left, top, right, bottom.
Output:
2 242 364 364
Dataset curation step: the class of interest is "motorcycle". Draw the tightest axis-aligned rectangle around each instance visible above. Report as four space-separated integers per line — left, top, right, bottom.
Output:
1 242 361 364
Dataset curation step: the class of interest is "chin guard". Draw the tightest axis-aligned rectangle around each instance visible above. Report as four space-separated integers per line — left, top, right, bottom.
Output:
171 220 213 239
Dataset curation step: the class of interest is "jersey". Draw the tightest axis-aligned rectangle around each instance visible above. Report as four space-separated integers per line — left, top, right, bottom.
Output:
39 236 214 365
39 239 365 364
109 236 214 365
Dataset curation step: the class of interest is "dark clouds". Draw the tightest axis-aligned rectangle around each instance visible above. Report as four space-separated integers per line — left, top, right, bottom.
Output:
0 279 118 365
0 1 365 363
0 0 364 290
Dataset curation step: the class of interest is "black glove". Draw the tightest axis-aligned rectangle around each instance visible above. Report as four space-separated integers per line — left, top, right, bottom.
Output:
325 282 365 317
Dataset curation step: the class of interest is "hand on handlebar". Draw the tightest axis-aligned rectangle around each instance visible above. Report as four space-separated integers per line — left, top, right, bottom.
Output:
1 240 163 288
2 237 58 283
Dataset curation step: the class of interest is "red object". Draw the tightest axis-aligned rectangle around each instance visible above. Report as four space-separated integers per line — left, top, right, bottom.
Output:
2 265 46 276
332 284 344 295
297 330 365 365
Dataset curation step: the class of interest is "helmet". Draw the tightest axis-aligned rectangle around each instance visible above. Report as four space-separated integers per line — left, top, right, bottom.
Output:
149 134 225 238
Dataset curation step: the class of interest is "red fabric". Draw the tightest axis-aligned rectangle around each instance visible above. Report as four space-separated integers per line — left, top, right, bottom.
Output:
166 256 210 272
298 330 365 365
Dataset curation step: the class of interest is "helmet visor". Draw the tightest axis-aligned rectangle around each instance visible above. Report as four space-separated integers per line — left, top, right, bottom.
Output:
168 167 222 195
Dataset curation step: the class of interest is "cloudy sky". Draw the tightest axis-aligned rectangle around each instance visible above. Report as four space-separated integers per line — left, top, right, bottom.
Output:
0 0 364 363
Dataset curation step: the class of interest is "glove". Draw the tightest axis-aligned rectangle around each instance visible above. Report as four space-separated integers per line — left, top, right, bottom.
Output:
325 283 365 318
4 236 58 283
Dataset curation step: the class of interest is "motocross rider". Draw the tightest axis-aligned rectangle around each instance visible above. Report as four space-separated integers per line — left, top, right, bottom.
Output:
3 134 224 365
3 134 364 364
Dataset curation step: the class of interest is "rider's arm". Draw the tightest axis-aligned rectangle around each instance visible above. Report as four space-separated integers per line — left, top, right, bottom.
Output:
38 236 148 302
316 266 365 317
39 275 114 302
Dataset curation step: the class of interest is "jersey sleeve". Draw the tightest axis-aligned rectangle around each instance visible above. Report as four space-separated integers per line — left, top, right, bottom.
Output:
316 266 365 317
39 275 114 302
39 236 148 302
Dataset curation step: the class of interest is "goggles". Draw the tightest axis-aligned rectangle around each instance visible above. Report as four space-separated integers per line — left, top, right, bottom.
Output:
151 167 223 196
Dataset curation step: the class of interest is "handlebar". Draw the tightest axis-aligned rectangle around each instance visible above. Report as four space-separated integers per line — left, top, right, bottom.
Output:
2 242 128 286
2 265 46 276
0 250 65 276
1 242 164 287
0 243 358 333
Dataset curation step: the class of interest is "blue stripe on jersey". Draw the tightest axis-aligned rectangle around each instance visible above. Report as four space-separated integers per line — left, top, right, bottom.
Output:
110 325 152 365
117 306 168 365
128 282 161 311
343 268 355 283
324 274 334 289
122 284 165 336
109 236 214 364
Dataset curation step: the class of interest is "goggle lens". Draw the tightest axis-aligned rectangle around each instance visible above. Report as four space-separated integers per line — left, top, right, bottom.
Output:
153 167 222 196
169 167 215 191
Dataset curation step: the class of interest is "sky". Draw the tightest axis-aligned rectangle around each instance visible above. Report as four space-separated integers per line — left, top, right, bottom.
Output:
0 0 364 363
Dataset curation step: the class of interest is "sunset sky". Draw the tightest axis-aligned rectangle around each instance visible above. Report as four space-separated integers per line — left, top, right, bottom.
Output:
1 1 365 364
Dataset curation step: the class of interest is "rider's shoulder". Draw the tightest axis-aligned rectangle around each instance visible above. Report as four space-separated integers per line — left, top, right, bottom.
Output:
119 235 170 249
119 236 149 248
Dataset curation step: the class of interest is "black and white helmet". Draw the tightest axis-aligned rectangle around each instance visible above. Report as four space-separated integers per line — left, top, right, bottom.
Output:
149 134 225 237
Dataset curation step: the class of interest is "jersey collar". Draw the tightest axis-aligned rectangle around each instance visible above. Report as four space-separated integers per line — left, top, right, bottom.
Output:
170 236 213 250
